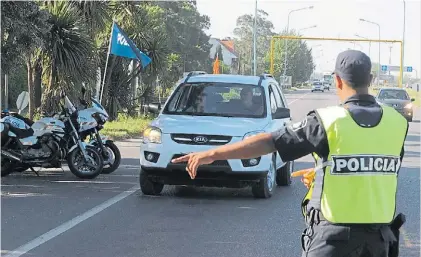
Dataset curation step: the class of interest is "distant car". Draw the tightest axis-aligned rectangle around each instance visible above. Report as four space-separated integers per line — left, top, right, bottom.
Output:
139 74 294 199
376 88 415 122
311 82 324 92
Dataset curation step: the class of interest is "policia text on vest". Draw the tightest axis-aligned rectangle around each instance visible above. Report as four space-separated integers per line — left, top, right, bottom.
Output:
331 155 401 174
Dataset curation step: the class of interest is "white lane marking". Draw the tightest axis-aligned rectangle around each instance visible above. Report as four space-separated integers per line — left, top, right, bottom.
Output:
287 91 311 105
4 185 139 257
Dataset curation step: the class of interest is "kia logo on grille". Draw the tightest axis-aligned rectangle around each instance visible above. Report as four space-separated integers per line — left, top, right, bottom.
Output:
193 136 208 143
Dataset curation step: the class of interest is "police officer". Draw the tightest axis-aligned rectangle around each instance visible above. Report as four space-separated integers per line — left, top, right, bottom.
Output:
172 50 408 257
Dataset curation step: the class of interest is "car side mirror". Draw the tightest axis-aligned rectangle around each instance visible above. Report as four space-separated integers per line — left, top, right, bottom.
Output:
148 103 161 114
411 98 415 102
272 107 290 119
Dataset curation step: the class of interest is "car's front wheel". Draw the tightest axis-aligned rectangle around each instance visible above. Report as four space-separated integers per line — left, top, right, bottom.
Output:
252 154 276 198
276 161 293 186
139 168 164 195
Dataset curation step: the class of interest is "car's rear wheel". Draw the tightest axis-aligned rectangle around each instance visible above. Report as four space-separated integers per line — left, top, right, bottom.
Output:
252 154 276 199
139 168 164 195
407 116 413 122
276 161 293 186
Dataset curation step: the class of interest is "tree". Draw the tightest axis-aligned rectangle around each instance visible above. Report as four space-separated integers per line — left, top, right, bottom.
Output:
233 9 274 75
156 1 211 72
41 1 96 112
1 1 50 116
1 1 213 119
265 29 315 84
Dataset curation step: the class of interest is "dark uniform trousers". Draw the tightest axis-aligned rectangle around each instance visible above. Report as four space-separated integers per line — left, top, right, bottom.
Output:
301 209 402 257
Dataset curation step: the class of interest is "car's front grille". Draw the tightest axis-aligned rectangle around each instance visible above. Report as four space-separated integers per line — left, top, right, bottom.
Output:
171 154 230 167
171 133 232 145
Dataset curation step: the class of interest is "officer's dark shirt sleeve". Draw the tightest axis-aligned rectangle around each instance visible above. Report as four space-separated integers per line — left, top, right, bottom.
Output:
271 111 328 162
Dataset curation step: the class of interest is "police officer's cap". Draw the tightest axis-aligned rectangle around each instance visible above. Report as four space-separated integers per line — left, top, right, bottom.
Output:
333 50 372 88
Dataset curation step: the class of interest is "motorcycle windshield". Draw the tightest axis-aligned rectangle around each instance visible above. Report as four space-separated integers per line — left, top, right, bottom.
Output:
91 98 109 117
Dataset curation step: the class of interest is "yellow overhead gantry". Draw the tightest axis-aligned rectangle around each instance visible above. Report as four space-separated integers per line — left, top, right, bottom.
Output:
269 36 404 87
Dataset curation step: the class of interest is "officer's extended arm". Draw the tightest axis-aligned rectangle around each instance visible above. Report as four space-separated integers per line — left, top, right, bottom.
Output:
209 133 276 161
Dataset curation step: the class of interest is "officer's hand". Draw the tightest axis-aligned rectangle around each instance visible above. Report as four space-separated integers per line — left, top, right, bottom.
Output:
171 151 214 179
291 168 316 189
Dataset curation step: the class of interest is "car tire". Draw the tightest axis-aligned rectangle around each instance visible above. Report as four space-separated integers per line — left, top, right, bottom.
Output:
139 168 164 195
252 154 276 199
276 161 293 186
407 117 413 122
311 90 314 92
321 90 324 92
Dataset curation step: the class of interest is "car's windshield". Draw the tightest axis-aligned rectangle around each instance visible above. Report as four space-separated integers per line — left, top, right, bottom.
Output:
378 90 410 100
313 82 322 86
163 82 266 118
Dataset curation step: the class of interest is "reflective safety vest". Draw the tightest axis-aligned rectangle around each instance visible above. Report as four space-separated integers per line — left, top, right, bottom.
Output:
301 105 408 224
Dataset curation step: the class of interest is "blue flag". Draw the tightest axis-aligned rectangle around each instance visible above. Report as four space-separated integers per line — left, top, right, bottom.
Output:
110 22 152 68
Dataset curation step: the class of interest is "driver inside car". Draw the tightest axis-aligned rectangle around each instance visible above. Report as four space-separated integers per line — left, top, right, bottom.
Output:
186 90 207 113
239 87 263 115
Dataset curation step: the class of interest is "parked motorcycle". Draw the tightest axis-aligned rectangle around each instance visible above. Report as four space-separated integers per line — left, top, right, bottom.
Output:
77 86 121 174
0 92 104 179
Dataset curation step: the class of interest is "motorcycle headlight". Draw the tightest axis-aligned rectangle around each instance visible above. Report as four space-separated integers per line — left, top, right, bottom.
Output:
142 126 162 144
404 103 413 109
243 130 265 140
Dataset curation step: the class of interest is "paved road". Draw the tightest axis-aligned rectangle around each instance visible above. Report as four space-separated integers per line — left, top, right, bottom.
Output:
2 89 420 257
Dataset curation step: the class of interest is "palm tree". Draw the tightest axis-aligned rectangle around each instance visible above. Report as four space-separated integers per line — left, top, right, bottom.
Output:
41 1 95 112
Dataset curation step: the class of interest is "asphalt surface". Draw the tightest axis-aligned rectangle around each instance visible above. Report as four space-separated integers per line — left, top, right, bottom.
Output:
1 89 420 257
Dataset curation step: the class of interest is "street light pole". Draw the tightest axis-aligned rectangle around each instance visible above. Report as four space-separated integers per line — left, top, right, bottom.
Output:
282 6 314 79
388 45 392 75
402 0 406 68
360 19 381 87
253 0 257 76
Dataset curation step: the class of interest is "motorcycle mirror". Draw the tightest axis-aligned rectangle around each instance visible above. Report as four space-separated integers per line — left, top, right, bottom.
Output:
16 91 30 114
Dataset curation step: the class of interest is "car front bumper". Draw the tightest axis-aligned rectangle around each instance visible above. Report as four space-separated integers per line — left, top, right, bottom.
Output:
139 134 272 174
141 165 266 187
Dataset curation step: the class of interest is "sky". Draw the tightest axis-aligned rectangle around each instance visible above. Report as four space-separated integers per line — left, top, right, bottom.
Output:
196 0 421 77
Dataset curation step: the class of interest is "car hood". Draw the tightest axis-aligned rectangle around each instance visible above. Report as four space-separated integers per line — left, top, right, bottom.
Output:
151 114 269 136
378 99 411 108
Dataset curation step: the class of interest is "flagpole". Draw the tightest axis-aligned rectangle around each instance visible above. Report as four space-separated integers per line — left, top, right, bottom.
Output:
100 21 115 104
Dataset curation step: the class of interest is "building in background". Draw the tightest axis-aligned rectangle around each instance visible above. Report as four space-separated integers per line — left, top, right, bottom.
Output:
209 38 239 74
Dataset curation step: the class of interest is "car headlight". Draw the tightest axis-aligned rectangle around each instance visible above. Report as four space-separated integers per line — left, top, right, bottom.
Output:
243 130 265 140
404 103 413 109
142 126 162 144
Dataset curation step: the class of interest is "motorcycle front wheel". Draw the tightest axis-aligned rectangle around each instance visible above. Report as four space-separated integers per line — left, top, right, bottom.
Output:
101 141 121 174
67 146 103 179
1 158 16 177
